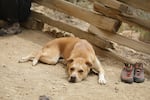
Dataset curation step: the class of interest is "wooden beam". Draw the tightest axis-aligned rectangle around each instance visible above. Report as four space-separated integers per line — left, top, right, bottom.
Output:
29 11 133 64
94 46 134 64
118 0 150 12
88 25 150 55
21 17 44 30
32 0 121 32
94 2 120 19
96 0 128 11
29 11 133 63
94 1 150 31
31 11 113 49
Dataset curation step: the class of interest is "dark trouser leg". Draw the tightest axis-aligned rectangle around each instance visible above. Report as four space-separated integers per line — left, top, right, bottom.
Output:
0 0 19 23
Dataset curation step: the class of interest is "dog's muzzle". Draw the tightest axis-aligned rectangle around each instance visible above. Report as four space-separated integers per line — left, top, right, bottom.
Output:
69 76 76 83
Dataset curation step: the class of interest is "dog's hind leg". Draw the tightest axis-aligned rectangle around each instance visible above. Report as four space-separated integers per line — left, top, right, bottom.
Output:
39 48 60 65
18 52 36 63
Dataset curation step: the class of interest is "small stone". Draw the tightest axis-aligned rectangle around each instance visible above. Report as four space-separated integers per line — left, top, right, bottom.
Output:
6 94 10 97
115 82 119 85
52 87 55 89
39 95 51 100
2 64 6 68
63 83 67 86
115 87 119 93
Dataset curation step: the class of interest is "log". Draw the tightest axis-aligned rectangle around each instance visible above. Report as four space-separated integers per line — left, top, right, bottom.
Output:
25 11 133 64
32 0 121 32
94 2 120 19
118 0 150 12
94 46 134 64
139 32 150 44
21 17 44 30
94 1 150 31
88 25 150 55
31 11 113 49
96 0 128 11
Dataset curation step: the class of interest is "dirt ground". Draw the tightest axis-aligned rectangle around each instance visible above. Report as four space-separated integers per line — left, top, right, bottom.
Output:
0 29 150 100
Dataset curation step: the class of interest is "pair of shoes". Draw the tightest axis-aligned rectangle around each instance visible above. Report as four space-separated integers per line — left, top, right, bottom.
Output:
0 22 22 36
121 63 145 84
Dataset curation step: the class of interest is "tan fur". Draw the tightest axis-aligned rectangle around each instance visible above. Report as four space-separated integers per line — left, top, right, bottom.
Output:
19 37 106 84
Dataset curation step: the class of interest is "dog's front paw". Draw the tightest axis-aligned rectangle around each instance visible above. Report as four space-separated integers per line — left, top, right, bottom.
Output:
32 59 38 66
98 73 106 85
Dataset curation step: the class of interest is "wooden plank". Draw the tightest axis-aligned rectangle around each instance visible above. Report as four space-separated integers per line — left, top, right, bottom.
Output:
96 0 128 11
88 25 150 55
30 11 133 64
94 1 150 31
31 11 113 49
94 46 134 64
29 11 132 63
32 0 121 32
94 2 120 19
21 17 44 30
118 0 150 12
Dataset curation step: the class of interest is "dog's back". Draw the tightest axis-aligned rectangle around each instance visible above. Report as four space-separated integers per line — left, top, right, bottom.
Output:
43 37 80 59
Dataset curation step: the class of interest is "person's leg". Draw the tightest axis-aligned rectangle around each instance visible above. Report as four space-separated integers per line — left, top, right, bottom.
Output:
18 0 31 22
0 0 18 23
0 0 21 36
0 0 31 36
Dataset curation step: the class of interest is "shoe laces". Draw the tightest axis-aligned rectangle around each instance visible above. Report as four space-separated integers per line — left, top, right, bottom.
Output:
124 64 133 77
134 63 143 76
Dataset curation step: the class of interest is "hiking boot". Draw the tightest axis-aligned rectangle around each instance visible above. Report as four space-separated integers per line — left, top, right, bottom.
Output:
134 63 145 83
0 22 22 36
121 63 134 83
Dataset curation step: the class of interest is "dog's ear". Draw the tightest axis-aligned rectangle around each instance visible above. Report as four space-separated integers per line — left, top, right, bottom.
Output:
67 58 74 64
86 61 93 67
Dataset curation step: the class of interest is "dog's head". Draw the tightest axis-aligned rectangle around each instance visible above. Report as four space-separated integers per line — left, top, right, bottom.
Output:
67 57 92 83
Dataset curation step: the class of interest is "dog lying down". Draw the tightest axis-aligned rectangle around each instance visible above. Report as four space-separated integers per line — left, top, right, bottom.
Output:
19 37 106 84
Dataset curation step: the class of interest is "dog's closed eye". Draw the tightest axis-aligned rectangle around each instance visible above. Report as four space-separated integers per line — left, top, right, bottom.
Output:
78 69 84 73
86 61 92 67
70 68 75 71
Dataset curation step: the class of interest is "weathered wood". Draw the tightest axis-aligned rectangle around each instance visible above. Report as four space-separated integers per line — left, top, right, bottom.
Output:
21 17 44 30
139 32 150 44
26 11 133 64
88 25 150 55
94 46 134 64
94 2 120 19
118 0 150 12
32 0 121 32
31 11 113 49
94 1 150 31
96 0 128 11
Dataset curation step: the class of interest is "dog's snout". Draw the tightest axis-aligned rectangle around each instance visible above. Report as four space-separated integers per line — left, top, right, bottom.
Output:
69 76 76 83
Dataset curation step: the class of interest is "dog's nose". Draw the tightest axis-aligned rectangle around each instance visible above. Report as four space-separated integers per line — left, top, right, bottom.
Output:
69 76 76 83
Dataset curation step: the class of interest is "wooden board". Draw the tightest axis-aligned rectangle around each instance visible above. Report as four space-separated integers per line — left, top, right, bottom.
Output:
29 11 134 64
32 0 121 32
89 25 150 55
31 11 113 49
94 1 150 31
96 0 128 11
118 0 150 12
